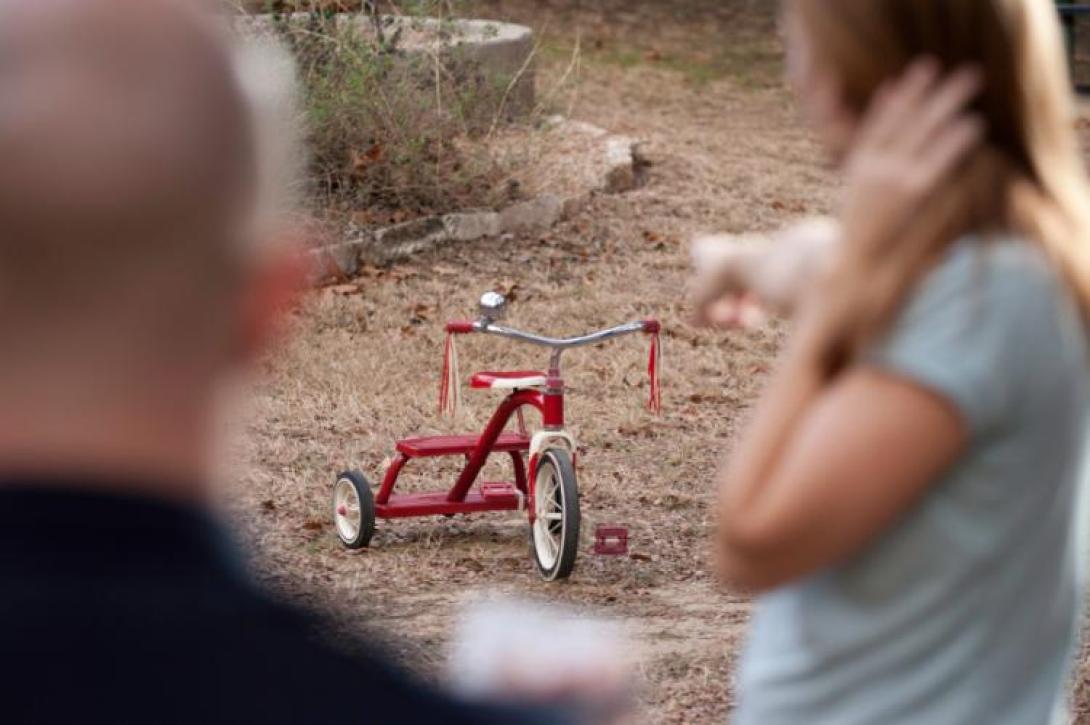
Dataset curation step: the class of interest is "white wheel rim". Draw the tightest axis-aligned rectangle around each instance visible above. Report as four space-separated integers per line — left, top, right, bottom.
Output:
334 478 362 543
533 455 565 572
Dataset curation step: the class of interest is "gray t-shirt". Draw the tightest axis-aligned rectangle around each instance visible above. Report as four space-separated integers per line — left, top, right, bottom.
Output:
735 238 1090 725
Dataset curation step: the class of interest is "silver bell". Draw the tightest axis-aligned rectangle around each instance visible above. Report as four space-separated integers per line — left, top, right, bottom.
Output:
478 291 508 321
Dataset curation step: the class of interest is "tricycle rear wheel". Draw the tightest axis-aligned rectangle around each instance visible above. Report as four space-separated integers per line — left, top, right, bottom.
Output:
531 448 580 581
333 471 375 549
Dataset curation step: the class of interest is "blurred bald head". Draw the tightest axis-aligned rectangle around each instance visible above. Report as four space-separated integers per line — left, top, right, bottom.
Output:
0 0 304 490
0 0 258 359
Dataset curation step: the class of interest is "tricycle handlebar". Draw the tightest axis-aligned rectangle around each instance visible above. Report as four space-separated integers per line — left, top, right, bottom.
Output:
446 319 659 349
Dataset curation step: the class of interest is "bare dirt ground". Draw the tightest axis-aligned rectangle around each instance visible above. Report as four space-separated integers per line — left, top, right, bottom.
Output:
230 2 1090 721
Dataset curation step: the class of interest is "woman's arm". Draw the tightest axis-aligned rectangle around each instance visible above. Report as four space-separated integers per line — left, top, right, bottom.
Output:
690 217 841 325
716 323 966 591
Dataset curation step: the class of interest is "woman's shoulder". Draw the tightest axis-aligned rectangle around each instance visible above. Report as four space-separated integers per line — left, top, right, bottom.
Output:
935 235 1057 296
873 235 1085 437
905 235 1064 328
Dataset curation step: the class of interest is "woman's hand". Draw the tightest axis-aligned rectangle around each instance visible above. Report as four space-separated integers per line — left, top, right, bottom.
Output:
837 59 983 264
689 217 840 328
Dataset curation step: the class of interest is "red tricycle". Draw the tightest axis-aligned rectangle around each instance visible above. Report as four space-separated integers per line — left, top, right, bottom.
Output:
332 291 662 581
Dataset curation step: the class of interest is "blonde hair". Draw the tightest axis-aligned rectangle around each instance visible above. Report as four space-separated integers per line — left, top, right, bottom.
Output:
793 0 1090 375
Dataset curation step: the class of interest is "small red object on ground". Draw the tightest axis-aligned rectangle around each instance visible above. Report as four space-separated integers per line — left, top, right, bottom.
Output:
594 525 629 556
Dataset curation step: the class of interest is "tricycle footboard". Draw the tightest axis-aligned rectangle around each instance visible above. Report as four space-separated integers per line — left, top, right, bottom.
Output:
376 489 521 519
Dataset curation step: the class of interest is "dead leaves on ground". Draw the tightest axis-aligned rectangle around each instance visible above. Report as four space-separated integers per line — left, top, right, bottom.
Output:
642 229 679 251
326 284 363 297
769 198 808 214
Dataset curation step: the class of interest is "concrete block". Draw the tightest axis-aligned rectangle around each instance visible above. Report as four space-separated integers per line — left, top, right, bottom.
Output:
561 195 587 220
499 194 562 233
238 15 536 123
544 115 608 138
604 135 638 193
371 216 450 264
443 211 502 241
307 238 365 283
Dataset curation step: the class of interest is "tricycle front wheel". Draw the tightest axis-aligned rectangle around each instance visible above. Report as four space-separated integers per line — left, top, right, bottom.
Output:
531 448 580 581
333 471 376 549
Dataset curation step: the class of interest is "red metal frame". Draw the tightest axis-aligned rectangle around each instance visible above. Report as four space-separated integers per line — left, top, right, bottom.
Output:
373 317 658 522
374 388 553 519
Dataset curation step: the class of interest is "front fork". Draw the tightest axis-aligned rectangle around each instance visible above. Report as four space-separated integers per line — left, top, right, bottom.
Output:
444 358 577 522
526 428 578 524
447 388 555 503
527 380 575 524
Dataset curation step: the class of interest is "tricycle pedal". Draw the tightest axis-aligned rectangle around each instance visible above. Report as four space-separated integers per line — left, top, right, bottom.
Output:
480 482 518 500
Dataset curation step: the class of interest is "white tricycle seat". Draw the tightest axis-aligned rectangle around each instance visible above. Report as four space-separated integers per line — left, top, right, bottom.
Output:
470 371 548 390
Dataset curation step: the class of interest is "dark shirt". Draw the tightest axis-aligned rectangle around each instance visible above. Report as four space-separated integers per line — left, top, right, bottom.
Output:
0 485 555 724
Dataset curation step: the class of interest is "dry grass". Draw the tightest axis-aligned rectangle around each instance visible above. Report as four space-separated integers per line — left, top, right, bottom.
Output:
231 17 829 717
225 1 1090 721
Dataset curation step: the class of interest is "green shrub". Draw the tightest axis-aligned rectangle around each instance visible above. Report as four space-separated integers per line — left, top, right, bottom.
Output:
265 1 520 218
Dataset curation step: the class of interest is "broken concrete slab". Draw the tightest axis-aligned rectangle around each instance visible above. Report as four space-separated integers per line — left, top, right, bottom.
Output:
303 113 648 279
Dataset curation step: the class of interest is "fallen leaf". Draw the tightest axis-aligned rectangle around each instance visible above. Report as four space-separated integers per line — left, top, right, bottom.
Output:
494 280 520 302
457 557 485 572
770 198 807 213
351 209 378 226
618 423 655 438
408 302 432 325
388 267 419 283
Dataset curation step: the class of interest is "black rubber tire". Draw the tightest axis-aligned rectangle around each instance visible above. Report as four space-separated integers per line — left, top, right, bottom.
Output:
530 448 580 581
333 470 376 549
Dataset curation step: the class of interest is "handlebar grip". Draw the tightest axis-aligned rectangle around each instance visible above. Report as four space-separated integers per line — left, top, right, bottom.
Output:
446 321 476 334
642 319 661 334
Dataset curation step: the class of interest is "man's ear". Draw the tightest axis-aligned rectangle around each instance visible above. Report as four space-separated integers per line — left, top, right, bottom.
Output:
235 241 309 365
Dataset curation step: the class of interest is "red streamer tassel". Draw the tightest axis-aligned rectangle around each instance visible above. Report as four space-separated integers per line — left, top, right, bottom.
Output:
648 331 662 413
439 332 459 417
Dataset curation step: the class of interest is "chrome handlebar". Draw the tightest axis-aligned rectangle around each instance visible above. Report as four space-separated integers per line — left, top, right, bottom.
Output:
473 320 649 350
452 293 659 371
